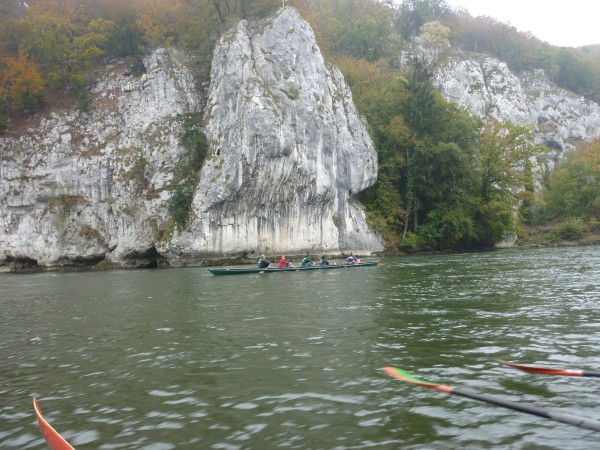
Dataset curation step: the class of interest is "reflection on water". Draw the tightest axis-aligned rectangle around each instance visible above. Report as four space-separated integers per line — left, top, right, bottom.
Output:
1 246 600 449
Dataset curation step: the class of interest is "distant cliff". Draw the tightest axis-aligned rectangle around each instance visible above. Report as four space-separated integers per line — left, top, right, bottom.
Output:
0 7 382 272
433 54 600 165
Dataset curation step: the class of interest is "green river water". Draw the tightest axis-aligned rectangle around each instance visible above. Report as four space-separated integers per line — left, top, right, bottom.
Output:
1 246 600 449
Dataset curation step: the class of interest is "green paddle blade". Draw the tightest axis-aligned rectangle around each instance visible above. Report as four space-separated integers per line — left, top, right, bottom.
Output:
383 366 452 391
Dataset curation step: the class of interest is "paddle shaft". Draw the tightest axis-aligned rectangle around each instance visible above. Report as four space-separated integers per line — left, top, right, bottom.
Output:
384 367 600 432
452 387 600 432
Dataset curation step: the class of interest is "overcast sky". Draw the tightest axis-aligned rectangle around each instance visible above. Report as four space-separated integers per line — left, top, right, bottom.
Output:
444 0 599 47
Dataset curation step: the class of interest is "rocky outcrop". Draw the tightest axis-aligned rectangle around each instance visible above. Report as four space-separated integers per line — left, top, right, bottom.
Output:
161 8 381 265
0 48 199 271
434 55 600 163
0 7 382 272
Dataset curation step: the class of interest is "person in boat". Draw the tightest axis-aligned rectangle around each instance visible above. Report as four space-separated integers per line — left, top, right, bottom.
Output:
278 256 293 268
257 255 270 269
300 254 313 266
345 252 358 264
319 255 330 265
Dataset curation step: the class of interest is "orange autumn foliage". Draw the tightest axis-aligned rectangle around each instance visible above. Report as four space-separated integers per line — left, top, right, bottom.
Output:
0 55 45 112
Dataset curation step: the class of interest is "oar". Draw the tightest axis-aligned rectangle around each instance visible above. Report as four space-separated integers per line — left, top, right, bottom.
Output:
498 360 600 377
383 367 600 432
33 399 76 450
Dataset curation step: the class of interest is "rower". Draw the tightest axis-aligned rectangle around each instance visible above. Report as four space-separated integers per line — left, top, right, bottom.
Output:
345 252 358 264
257 255 270 269
300 254 313 266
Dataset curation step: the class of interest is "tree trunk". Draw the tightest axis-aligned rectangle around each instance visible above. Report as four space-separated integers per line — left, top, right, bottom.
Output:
402 208 410 240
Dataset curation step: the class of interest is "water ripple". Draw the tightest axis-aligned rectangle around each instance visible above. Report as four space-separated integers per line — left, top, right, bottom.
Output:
2 249 600 449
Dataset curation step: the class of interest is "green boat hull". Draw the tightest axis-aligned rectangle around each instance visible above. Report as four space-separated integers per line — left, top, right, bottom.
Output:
208 261 380 276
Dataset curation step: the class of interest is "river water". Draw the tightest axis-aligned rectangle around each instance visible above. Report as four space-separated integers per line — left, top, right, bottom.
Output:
1 246 600 449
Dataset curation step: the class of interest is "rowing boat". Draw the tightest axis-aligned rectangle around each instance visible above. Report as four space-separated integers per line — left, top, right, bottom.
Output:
208 260 380 275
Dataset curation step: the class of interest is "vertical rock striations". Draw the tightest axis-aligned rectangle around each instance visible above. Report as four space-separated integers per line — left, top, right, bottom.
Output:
162 8 382 264
0 48 199 271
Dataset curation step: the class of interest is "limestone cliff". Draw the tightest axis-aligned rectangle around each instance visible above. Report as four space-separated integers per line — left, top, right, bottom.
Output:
0 48 198 271
0 8 382 271
162 8 381 265
433 55 600 164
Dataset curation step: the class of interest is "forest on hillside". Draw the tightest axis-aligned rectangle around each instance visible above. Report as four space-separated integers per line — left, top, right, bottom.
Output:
1 0 598 251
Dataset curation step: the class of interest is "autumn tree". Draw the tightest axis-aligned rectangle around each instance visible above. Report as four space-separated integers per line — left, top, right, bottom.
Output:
0 55 45 129
0 54 45 108
83 0 146 56
135 0 184 45
7 10 119 90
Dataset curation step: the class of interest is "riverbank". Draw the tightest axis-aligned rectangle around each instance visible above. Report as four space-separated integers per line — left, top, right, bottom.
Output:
0 252 365 274
393 218 600 255
515 224 600 248
3 223 598 273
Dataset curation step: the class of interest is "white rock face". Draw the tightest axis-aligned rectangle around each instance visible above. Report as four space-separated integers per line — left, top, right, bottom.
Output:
162 8 382 264
0 48 197 270
0 8 382 271
434 56 600 160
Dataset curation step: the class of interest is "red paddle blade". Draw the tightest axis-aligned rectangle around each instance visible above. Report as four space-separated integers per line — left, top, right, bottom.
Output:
33 399 76 450
383 367 454 393
498 360 584 377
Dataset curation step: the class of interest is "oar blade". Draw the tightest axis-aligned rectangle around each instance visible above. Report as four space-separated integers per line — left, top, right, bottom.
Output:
33 399 76 450
498 360 585 377
383 367 453 392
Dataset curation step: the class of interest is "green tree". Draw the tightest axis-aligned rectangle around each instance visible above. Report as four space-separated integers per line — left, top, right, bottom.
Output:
401 74 448 139
378 115 417 240
166 114 209 229
545 140 600 221
420 20 450 64
84 0 146 56
476 121 542 204
474 120 545 241
395 0 451 40
13 12 116 90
